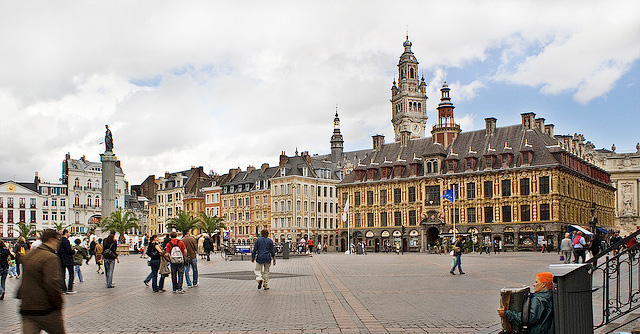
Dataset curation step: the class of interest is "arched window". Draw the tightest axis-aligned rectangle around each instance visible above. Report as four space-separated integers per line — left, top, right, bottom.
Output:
74 195 79 206
87 179 91 188
410 68 414 78
96 196 100 207
433 161 439 173
87 195 92 207
74 178 79 188
418 103 421 111
74 212 79 223
427 162 432 173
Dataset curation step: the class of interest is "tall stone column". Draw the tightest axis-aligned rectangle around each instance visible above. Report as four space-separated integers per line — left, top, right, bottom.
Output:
101 152 118 220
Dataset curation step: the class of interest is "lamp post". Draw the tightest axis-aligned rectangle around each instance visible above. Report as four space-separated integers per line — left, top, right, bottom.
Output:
590 202 598 235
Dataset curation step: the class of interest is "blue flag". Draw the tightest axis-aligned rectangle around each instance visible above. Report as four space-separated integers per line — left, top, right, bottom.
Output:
442 189 455 202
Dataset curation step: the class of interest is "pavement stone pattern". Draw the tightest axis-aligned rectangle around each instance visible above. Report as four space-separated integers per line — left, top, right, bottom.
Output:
0 251 569 333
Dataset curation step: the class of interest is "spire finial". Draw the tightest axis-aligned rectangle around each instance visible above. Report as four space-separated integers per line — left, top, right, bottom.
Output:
335 103 338 117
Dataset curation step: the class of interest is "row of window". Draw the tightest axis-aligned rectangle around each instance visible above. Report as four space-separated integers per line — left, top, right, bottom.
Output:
39 187 67 196
272 217 336 230
347 176 551 207
223 195 269 208
0 197 37 208
157 192 182 203
271 200 335 213
348 203 551 228
224 211 269 221
272 184 336 197
0 210 37 223
450 203 551 223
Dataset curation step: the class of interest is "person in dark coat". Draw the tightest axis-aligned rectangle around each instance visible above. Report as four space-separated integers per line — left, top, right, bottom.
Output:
251 229 276 290
13 236 29 278
499 272 555 334
57 229 75 294
1 239 16 300
203 236 214 261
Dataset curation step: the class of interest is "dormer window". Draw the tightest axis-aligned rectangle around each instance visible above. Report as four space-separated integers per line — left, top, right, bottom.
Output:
394 165 403 177
302 167 308 177
446 160 457 172
465 158 477 170
501 153 513 168
484 156 495 169
521 152 533 165
281 168 286 177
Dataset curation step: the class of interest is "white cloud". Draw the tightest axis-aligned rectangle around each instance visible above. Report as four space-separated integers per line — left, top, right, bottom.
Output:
1 0 638 183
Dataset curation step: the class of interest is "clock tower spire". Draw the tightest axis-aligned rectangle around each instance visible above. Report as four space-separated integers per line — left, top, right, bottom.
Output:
391 35 428 142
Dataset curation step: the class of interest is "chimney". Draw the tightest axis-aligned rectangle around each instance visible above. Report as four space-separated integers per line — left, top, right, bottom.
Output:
260 163 270 172
165 171 170 179
521 112 536 130
34 172 40 189
116 160 121 168
279 151 288 166
544 124 554 137
66 152 70 160
535 118 545 130
372 134 385 150
400 130 411 147
484 117 496 136
246 165 256 173
81 155 86 162
301 151 311 163
229 167 241 179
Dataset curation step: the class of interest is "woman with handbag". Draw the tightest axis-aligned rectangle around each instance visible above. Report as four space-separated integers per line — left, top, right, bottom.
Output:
450 235 465 275
94 238 104 274
102 231 119 288
143 235 166 292
1 239 16 300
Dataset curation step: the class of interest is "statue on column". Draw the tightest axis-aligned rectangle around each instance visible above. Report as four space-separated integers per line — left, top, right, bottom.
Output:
105 125 113 152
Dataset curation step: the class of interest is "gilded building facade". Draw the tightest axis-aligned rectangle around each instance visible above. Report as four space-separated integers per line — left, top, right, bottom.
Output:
335 38 614 251
338 86 615 251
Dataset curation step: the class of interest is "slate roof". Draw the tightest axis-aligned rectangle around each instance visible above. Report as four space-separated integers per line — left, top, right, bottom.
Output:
341 122 604 184
66 158 124 174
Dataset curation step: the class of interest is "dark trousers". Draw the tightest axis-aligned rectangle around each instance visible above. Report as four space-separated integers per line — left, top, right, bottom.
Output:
149 259 161 292
61 265 74 292
573 248 586 263
170 263 184 291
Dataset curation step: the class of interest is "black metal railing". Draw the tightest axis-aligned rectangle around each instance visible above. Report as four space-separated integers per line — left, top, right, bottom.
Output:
588 228 640 330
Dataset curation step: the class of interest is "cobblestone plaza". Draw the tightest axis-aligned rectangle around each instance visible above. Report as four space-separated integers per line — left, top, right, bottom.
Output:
1 252 562 333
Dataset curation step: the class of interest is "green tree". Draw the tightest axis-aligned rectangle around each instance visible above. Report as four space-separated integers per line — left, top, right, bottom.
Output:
53 222 67 232
167 211 199 233
15 221 36 239
196 212 226 236
100 208 140 243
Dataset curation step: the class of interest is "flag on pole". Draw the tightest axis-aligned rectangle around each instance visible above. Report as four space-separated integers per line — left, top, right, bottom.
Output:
442 189 455 202
342 195 349 222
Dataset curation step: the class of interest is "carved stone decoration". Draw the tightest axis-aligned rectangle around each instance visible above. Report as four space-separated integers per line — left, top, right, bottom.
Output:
621 183 636 216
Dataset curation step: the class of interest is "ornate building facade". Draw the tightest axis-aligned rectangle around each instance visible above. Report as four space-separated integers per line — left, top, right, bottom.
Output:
591 144 640 235
337 45 615 251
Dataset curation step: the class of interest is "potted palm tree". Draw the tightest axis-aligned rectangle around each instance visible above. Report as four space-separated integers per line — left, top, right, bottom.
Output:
100 208 140 255
167 211 199 234
15 221 36 240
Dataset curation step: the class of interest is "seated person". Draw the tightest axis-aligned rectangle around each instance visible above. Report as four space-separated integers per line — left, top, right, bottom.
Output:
498 272 554 334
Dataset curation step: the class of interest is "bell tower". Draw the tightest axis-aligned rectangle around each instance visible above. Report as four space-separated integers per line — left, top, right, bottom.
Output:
391 36 428 142
431 82 461 147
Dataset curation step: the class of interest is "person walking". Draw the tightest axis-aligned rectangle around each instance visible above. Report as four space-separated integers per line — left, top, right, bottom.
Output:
590 233 602 266
94 238 104 274
181 229 199 288
72 238 89 284
203 235 214 261
102 231 119 288
197 234 205 259
560 233 573 264
13 236 29 278
450 235 465 275
18 229 66 333
572 231 586 264
165 231 187 294
57 229 75 294
251 229 276 290
143 235 166 292
1 239 16 300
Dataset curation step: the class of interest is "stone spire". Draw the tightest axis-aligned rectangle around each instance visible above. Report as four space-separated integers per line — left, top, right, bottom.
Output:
330 106 344 163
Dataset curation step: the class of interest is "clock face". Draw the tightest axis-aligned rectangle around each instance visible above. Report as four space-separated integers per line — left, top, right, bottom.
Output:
7 184 16 192
412 124 421 134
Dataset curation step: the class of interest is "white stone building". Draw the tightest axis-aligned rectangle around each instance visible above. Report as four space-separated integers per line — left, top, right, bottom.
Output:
62 153 126 234
0 181 41 238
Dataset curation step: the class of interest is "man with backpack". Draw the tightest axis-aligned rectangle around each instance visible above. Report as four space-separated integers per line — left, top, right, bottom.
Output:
165 231 187 294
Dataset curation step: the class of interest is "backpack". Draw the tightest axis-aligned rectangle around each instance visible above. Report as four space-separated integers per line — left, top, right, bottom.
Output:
169 240 184 264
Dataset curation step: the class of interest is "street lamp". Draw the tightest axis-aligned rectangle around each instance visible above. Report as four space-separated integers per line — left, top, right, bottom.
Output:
590 202 598 235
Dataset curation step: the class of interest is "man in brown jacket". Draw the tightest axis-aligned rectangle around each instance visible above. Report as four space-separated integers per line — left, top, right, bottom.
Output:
181 228 198 288
18 229 65 334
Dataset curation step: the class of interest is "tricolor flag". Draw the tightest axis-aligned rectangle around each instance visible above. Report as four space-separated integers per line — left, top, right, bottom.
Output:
342 194 349 222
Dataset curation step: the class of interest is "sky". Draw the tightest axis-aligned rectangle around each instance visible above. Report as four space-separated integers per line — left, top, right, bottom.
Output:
1 0 639 185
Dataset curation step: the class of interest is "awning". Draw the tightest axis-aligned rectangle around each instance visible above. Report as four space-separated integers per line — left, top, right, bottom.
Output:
568 225 594 236
597 227 610 234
